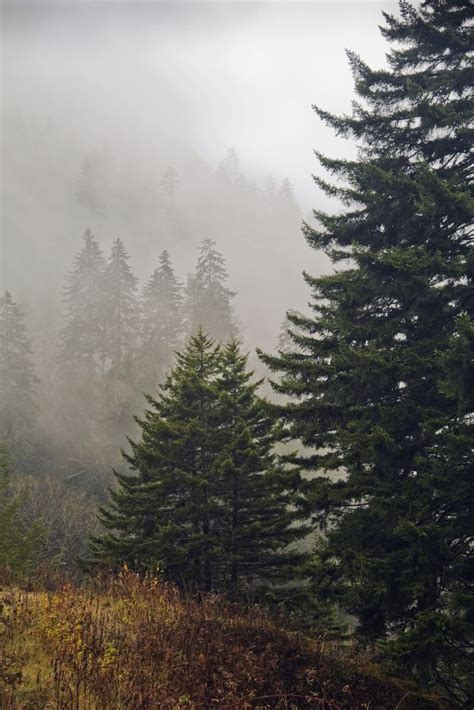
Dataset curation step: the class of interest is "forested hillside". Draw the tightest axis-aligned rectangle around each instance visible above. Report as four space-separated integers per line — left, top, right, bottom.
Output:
0 1 472 708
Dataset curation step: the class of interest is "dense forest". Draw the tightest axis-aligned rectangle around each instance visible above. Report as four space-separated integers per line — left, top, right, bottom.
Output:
1 1 472 708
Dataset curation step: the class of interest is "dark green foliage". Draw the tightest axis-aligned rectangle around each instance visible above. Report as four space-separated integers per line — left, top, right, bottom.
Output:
185 239 237 342
0 291 38 468
260 0 473 704
140 250 183 390
90 332 305 596
213 340 306 597
89 330 225 587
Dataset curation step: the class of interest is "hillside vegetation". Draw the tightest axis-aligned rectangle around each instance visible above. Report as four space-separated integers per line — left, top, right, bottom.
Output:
1 571 446 709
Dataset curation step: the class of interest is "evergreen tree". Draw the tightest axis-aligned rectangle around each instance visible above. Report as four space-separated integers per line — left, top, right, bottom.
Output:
100 238 140 435
260 0 473 702
59 228 106 373
216 340 305 598
89 330 223 590
89 332 304 596
185 239 237 342
103 238 139 371
57 230 108 489
140 250 183 388
277 312 302 355
0 291 38 467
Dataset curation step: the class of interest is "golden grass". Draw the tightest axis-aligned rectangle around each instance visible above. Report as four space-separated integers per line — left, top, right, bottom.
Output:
0 573 448 709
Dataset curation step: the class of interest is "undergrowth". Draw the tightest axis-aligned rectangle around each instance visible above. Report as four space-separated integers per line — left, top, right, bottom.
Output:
1 570 449 709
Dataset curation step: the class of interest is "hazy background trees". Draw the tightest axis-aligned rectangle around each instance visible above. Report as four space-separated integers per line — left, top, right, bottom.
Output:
0 291 39 470
0 223 245 494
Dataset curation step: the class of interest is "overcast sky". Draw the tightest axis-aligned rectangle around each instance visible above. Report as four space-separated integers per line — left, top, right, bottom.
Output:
2 1 399 210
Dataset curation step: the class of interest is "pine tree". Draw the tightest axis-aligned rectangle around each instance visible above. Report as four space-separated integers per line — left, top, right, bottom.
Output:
0 291 38 467
89 332 304 596
89 330 223 590
185 239 237 342
260 1 473 702
59 228 106 374
140 250 183 389
103 238 139 371
57 230 108 488
277 312 302 355
99 238 140 436
216 340 306 598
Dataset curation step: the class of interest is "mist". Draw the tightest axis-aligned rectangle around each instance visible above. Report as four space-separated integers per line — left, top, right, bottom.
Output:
1 1 395 344
1 0 395 492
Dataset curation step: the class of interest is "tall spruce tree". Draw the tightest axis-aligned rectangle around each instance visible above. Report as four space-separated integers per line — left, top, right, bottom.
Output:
57 229 108 488
89 330 224 590
260 0 473 702
140 250 183 389
0 291 38 468
216 340 305 598
103 238 139 371
100 238 140 435
89 332 303 596
59 228 106 374
185 239 237 342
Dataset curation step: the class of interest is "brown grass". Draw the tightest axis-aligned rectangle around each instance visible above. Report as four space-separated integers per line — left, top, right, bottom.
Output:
0 571 448 709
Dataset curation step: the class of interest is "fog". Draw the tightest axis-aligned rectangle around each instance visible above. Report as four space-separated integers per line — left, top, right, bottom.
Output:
1 1 395 343
1 0 396 492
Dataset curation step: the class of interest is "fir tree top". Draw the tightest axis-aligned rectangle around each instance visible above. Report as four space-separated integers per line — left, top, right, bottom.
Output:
60 228 106 365
0 290 38 463
141 250 183 352
185 239 237 342
103 237 139 367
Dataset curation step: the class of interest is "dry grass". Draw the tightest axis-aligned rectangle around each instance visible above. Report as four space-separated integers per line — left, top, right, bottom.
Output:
1 571 448 709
